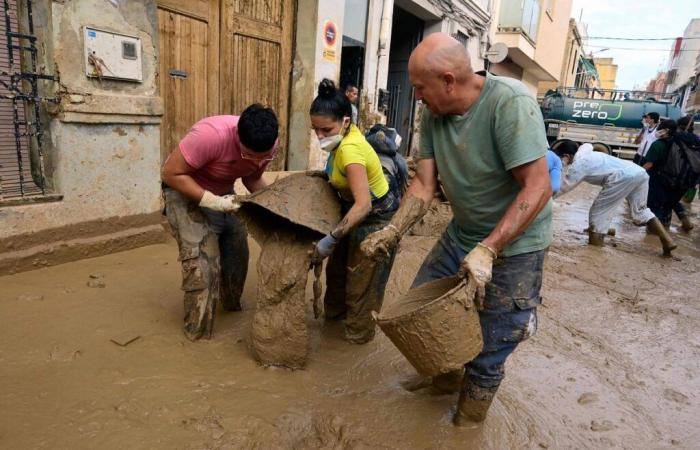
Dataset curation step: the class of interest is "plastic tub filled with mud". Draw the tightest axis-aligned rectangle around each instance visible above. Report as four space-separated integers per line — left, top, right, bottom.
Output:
374 276 483 377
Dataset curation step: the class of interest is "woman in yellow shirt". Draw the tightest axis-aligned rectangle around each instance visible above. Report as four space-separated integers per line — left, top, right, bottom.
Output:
310 79 400 344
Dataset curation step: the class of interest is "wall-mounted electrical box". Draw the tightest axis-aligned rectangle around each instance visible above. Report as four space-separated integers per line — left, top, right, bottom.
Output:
83 27 143 82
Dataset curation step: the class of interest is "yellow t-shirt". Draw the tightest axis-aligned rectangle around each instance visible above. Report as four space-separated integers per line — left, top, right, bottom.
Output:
327 125 389 200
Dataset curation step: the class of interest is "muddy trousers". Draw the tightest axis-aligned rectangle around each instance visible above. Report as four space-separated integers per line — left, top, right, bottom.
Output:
412 232 544 395
324 220 397 344
164 188 249 341
647 176 689 227
591 172 656 233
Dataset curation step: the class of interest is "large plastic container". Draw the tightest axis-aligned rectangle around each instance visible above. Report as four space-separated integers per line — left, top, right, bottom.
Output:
374 276 483 377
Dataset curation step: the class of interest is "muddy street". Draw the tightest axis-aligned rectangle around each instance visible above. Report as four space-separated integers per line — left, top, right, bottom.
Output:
1 184 698 449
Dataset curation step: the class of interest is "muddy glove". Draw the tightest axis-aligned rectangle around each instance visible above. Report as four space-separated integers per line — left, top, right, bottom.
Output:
458 242 497 309
360 224 400 260
361 195 428 261
312 233 338 264
199 190 242 213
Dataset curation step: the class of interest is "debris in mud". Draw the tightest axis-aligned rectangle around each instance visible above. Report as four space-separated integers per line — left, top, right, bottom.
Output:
577 392 599 405
110 332 140 347
87 273 106 288
590 419 616 432
663 388 690 405
17 294 44 301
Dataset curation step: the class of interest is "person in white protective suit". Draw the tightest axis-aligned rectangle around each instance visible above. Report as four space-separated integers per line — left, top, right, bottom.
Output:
553 141 677 256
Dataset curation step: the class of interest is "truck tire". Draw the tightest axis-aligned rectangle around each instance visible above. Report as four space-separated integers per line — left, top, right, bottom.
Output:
591 142 611 154
550 139 577 151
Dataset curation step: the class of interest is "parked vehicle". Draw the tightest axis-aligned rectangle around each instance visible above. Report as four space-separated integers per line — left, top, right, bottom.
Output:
541 88 682 158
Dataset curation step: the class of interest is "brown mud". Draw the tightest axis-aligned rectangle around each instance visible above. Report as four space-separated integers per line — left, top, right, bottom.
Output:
1 184 699 449
249 227 314 369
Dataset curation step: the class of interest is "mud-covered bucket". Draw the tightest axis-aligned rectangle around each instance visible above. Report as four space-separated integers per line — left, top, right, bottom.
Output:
374 276 483 377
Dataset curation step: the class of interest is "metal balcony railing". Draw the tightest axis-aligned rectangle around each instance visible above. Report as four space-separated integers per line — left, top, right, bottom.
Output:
498 0 540 43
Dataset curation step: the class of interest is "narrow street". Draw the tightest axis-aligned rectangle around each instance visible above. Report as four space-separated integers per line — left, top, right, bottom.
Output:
1 184 698 450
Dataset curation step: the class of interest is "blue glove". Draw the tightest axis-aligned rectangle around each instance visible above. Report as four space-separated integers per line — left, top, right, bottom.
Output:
313 233 338 262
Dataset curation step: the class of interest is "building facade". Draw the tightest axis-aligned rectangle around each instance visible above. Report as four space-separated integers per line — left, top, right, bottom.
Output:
489 0 572 95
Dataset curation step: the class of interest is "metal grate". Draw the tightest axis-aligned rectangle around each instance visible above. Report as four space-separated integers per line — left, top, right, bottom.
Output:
0 0 58 200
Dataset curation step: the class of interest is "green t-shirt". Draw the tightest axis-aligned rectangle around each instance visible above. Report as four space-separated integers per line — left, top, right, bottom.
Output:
417 72 552 257
644 139 668 166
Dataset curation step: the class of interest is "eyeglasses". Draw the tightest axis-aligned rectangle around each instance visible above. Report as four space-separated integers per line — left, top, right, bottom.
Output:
240 146 277 162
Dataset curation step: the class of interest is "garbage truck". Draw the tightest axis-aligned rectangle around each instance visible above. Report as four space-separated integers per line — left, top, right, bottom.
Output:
540 88 682 158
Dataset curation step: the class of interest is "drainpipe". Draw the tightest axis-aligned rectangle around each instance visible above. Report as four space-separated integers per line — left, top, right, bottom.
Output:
375 0 394 110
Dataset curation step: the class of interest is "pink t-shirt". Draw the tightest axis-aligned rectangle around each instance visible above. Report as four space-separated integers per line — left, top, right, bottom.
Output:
178 115 274 195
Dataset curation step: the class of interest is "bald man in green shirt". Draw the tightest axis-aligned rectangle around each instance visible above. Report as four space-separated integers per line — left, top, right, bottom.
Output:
362 33 552 426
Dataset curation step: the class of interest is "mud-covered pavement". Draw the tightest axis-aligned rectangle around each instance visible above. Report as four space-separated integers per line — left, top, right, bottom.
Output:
1 184 699 449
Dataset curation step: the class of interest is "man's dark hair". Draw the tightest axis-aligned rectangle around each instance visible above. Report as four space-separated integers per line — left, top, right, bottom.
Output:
657 119 677 135
553 140 579 157
238 103 279 152
345 83 358 92
647 112 660 123
678 115 694 132
310 78 353 121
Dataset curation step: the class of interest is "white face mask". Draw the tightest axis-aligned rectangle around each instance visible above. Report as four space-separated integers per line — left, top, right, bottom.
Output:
319 134 343 152
317 119 350 152
655 129 668 139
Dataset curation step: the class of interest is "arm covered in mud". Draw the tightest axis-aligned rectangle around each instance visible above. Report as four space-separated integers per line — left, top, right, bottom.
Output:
360 158 436 260
312 164 373 263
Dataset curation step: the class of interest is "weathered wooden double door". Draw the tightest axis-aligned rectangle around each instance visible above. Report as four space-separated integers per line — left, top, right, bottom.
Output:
157 0 294 170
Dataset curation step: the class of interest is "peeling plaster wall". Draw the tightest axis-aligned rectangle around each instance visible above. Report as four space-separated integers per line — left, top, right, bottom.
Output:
0 0 163 273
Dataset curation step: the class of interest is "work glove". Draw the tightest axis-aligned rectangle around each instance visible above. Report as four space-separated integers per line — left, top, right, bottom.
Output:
311 233 338 264
199 190 242 213
360 224 400 261
458 242 497 309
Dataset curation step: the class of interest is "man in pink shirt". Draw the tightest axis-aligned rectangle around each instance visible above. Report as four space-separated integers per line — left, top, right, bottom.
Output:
161 104 279 340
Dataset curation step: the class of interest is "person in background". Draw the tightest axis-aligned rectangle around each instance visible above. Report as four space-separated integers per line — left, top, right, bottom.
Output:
344 84 359 124
546 149 562 195
644 119 694 232
673 116 700 232
554 141 675 255
161 104 279 340
634 112 660 165
310 78 400 344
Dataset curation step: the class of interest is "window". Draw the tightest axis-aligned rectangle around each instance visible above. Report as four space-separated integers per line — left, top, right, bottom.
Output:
453 31 469 48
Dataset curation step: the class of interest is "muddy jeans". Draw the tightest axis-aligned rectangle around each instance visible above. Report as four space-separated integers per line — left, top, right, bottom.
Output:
412 232 544 391
163 188 249 340
324 218 397 344
647 176 688 226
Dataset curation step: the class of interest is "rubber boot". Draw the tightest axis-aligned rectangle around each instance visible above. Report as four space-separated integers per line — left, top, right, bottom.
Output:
588 231 606 246
453 381 497 426
680 215 694 232
647 218 677 256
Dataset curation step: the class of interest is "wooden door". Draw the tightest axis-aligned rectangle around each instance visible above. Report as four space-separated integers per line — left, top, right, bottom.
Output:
220 0 294 170
157 0 219 162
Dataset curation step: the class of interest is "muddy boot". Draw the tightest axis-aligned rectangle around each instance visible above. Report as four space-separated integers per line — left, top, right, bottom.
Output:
588 231 605 246
432 369 464 394
453 381 497 426
680 215 694 232
647 218 677 256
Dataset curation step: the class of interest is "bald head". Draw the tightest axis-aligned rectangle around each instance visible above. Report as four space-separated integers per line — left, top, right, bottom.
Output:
408 33 473 82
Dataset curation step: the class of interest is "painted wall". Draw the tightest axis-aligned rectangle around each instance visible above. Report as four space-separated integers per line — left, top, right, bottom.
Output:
532 0 572 81
593 57 618 91
0 0 163 274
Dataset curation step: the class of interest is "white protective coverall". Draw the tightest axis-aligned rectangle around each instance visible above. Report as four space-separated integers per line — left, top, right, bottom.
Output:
556 143 656 233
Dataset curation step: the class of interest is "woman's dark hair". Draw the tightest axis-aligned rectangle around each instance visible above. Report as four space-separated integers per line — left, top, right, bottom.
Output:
238 103 279 152
310 78 353 121
552 139 579 157
657 119 677 136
